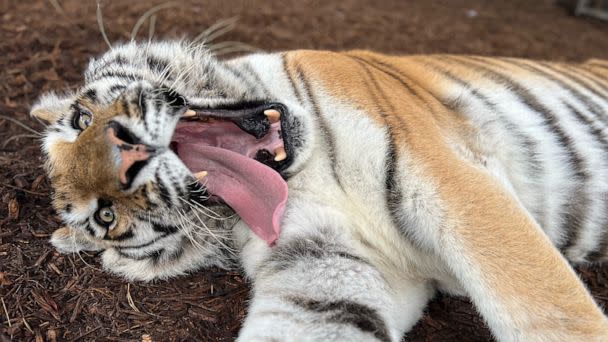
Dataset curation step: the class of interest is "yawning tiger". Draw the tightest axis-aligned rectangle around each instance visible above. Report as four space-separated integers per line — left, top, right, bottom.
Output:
31 41 608 341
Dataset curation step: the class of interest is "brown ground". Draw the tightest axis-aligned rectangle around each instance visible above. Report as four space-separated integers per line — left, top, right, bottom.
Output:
1 0 608 341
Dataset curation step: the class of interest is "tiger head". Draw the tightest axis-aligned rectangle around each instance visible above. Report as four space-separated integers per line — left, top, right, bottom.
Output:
31 41 310 281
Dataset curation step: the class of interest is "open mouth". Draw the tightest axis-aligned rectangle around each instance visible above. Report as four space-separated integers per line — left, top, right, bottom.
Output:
170 102 292 245
171 102 292 173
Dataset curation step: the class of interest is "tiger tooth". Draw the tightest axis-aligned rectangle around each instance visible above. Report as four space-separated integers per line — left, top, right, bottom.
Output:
264 109 281 123
274 147 287 161
194 171 208 180
183 109 196 118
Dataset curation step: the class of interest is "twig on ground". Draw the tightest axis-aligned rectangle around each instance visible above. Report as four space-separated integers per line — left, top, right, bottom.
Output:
0 114 40 135
126 283 141 313
1 297 10 327
0 182 47 196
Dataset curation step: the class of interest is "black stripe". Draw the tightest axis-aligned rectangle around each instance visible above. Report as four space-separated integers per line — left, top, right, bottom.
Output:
449 56 590 250
349 54 431 111
83 89 97 103
564 103 608 152
265 235 369 272
294 62 346 192
155 171 173 208
122 86 142 118
538 62 608 126
288 297 390 342
163 237 187 263
559 64 608 99
351 60 418 247
567 70 608 107
109 84 126 95
150 248 166 265
147 56 170 74
243 62 271 98
151 222 179 234
87 55 130 78
116 248 164 262
84 223 95 237
105 229 134 241
138 88 149 131
116 233 169 250
281 53 303 103
498 58 608 128
97 71 138 82
162 161 188 204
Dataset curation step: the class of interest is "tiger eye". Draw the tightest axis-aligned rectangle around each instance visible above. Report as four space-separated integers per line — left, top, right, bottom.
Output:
77 112 92 130
98 207 115 224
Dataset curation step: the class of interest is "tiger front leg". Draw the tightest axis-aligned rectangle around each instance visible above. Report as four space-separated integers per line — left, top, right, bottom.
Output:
235 227 433 342
410 159 608 341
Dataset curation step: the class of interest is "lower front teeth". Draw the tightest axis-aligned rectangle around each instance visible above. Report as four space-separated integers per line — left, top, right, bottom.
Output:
274 147 287 161
194 171 208 180
264 109 281 123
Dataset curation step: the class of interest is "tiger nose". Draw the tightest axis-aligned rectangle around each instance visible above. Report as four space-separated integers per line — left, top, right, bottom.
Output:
106 126 156 185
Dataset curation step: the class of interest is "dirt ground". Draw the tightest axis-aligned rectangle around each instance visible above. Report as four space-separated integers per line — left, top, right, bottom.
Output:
1 0 607 341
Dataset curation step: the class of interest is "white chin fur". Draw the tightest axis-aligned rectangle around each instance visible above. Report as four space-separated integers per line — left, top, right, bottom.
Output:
50 227 104 253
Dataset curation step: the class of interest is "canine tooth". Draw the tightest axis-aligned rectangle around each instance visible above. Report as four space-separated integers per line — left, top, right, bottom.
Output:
264 109 280 123
274 147 287 161
194 171 208 180
183 109 196 118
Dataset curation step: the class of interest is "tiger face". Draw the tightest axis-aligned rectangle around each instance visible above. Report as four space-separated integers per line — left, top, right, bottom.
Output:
31 41 310 280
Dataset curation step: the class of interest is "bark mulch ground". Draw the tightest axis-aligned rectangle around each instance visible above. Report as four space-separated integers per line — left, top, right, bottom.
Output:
1 0 607 341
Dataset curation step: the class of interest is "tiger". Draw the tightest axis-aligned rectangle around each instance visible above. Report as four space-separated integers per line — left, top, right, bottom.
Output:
30 40 608 341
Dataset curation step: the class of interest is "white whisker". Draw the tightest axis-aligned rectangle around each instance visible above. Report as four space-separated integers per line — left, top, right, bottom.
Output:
130 2 177 41
175 208 214 255
174 195 238 256
148 14 157 42
0 114 42 135
193 16 239 45
208 41 259 54
96 1 112 49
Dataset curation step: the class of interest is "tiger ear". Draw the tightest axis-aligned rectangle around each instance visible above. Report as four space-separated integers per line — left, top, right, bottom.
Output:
51 226 104 253
30 92 73 124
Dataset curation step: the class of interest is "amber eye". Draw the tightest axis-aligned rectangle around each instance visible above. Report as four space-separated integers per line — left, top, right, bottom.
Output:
77 111 93 130
71 107 93 131
95 207 115 226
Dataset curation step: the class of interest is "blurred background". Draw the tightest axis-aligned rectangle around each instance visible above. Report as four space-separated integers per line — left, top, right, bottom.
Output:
0 1 607 341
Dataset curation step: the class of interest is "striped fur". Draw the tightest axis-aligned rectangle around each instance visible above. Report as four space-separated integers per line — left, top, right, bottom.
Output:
31 42 608 341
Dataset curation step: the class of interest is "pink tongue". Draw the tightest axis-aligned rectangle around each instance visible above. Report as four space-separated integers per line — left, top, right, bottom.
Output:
178 143 287 245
